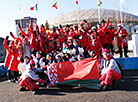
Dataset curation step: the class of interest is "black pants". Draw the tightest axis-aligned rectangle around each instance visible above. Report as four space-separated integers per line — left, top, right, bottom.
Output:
8 70 13 80
119 46 128 58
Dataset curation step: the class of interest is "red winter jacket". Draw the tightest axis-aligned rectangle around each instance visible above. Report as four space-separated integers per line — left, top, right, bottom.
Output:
115 28 128 47
87 36 103 58
108 28 115 44
97 20 109 45
10 34 22 43
78 32 89 48
3 39 13 68
8 45 19 71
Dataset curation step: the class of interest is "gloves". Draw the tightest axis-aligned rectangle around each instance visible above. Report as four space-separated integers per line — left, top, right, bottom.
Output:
22 35 25 38
31 18 33 22
6 36 9 40
18 23 21 28
10 32 13 36
102 19 105 23
59 24 62 28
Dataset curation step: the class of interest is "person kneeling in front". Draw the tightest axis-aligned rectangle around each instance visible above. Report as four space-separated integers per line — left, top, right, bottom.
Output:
99 49 122 90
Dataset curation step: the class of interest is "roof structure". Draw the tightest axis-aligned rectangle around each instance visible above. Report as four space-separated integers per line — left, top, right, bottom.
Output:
49 8 138 26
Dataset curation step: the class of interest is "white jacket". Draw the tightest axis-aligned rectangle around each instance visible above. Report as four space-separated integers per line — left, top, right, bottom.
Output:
100 59 121 75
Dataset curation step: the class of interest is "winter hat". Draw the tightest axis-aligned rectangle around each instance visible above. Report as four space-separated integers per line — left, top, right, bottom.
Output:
102 48 109 54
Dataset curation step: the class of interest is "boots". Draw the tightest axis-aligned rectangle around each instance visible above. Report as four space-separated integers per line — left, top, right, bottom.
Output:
119 46 122 58
124 46 129 57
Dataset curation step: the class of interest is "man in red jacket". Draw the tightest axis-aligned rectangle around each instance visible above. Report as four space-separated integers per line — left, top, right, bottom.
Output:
97 18 110 49
115 23 129 58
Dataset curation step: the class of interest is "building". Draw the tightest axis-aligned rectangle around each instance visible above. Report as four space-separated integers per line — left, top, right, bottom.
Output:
49 8 138 26
15 17 37 37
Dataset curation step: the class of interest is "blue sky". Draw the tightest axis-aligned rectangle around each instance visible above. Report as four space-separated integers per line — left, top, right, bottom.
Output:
0 0 138 38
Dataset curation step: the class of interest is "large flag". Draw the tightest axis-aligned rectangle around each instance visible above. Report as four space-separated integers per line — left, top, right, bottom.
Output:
52 2 58 9
30 3 38 11
98 0 102 6
47 58 100 89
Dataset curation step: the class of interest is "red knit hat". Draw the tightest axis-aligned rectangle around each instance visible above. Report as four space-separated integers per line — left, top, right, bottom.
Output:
102 48 109 54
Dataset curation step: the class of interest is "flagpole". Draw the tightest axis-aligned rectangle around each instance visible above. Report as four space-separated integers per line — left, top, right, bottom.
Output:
37 2 39 25
56 0 60 25
77 2 80 25
97 0 101 23
19 4 22 27
120 0 123 24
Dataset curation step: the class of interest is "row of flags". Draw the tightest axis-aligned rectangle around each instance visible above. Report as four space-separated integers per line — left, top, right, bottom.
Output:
30 0 79 11
30 0 126 11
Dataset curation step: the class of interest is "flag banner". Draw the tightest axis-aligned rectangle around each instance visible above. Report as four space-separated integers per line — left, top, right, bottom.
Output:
47 58 100 89
52 2 58 9
30 3 38 11
98 0 102 6
76 0 79 5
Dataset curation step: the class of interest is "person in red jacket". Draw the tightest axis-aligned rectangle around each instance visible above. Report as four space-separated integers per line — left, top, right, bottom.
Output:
78 21 90 58
8 39 19 83
87 32 103 58
115 23 129 58
108 23 115 55
18 60 47 93
97 18 110 49
3 36 14 82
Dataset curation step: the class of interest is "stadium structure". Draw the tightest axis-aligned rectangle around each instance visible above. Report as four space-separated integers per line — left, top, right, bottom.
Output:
49 8 138 26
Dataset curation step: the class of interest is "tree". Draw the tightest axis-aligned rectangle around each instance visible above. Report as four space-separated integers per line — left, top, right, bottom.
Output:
45 20 49 30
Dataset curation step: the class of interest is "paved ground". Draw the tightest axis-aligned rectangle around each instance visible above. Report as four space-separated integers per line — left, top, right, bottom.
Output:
0 70 138 102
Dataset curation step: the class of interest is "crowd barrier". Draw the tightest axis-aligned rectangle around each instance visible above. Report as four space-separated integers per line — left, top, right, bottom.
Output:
115 57 138 70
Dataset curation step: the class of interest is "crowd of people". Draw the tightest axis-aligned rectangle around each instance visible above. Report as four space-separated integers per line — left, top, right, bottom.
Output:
3 17 126 92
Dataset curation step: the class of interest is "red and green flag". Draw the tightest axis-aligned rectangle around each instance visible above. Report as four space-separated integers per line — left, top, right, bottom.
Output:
98 0 102 6
52 2 58 9
47 58 100 90
30 3 38 11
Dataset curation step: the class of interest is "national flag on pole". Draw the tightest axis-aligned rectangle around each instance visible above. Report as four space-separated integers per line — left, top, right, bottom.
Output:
52 2 58 9
47 58 100 89
98 0 102 6
76 0 79 5
120 0 126 4
30 3 38 11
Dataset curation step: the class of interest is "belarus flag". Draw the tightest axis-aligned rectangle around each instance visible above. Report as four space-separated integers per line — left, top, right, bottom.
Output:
47 58 100 90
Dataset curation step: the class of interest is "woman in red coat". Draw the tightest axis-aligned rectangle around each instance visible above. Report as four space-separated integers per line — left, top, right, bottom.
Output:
3 36 14 81
115 23 128 58
8 40 19 82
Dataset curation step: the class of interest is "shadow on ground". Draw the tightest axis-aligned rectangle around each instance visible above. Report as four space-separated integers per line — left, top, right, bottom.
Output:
0 70 138 95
